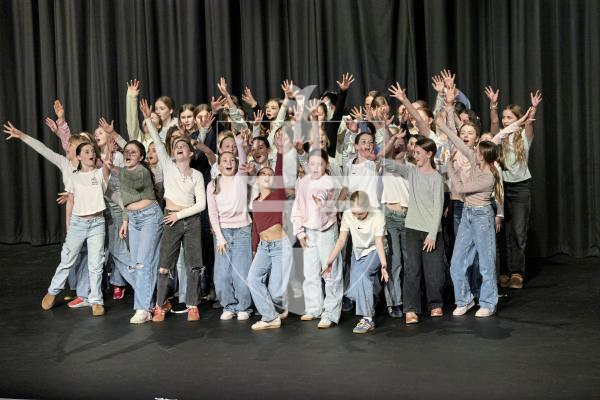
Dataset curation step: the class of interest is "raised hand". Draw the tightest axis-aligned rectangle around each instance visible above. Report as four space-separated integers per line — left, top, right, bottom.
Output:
3 121 24 140
530 90 543 108
388 82 406 102
364 104 376 121
44 117 58 133
139 98 152 119
98 117 115 134
349 106 364 121
445 84 457 104
241 86 257 108
252 109 264 127
306 98 322 116
210 96 227 112
431 74 445 93
336 72 355 91
281 80 298 99
484 86 500 104
200 111 215 130
53 100 65 123
440 69 455 89
217 77 229 97
434 109 448 130
127 79 140 96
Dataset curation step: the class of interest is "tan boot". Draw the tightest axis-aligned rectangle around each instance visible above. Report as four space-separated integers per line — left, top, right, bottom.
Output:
41 294 56 310
92 304 105 316
499 274 510 288
509 274 523 289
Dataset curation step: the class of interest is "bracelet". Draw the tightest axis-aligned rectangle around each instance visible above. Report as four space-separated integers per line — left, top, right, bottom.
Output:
490 105 498 110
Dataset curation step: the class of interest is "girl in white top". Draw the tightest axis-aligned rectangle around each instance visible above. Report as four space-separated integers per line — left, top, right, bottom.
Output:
5 123 112 317
207 136 253 321
485 86 543 288
323 191 389 334
146 118 206 322
291 149 343 328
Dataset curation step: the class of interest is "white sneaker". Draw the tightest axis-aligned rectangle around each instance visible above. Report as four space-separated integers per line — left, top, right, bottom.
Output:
237 311 251 321
129 310 151 324
251 317 281 331
318 318 333 329
453 300 476 316
300 314 317 321
220 310 235 320
475 307 496 318
278 310 289 320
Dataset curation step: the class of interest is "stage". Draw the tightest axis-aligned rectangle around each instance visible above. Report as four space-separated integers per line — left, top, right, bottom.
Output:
0 244 598 399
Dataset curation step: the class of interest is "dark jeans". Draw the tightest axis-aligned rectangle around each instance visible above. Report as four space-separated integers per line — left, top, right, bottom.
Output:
403 229 446 314
501 179 531 276
156 211 203 307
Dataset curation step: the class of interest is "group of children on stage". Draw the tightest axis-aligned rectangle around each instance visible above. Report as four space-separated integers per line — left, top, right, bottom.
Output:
4 69 542 333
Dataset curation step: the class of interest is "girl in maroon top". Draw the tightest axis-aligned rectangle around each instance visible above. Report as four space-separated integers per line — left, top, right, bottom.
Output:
247 131 294 330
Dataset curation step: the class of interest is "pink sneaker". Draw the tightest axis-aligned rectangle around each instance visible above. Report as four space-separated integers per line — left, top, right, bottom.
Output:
68 297 90 308
112 286 125 300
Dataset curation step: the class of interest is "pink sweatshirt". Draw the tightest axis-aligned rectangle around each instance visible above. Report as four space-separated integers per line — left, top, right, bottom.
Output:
291 174 337 238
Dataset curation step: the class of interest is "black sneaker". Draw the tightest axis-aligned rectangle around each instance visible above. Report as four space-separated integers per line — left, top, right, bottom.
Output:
342 296 354 312
170 302 188 314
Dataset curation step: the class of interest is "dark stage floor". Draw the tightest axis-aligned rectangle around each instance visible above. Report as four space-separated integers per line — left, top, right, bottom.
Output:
0 244 599 400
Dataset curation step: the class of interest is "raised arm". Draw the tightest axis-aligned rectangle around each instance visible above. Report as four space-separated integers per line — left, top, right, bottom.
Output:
99 117 127 149
491 107 535 145
144 118 169 163
4 122 67 169
325 73 354 157
388 82 430 137
126 79 144 142
524 90 542 142
217 77 248 133
484 86 500 135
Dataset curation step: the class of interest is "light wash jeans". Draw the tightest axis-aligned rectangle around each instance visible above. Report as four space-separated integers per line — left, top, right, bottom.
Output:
347 249 382 318
302 224 343 323
451 205 498 310
247 236 293 321
74 244 89 301
213 225 252 313
127 202 163 310
453 200 482 298
48 215 105 305
175 245 187 301
384 206 407 307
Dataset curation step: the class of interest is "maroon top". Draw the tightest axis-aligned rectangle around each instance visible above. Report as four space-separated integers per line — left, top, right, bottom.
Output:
251 152 286 251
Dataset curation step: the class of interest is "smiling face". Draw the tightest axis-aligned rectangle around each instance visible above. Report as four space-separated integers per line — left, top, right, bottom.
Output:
501 109 518 128
179 109 195 131
413 145 432 168
308 154 327 179
256 167 274 189
123 143 144 169
355 133 374 159
459 125 479 149
251 139 269 165
172 139 193 162
147 142 158 166
94 127 109 148
155 100 173 123
265 100 280 120
218 152 237 177
77 144 97 168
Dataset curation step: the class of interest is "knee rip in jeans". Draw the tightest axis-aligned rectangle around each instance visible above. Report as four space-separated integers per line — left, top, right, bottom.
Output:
159 267 169 275
191 265 204 273
134 263 144 270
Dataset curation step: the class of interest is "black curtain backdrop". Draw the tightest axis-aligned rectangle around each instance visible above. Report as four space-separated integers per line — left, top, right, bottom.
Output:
0 0 598 258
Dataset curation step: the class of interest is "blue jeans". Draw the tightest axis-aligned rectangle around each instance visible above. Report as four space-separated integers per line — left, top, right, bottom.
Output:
451 205 498 310
247 237 293 321
384 206 407 307
104 203 131 287
347 250 381 318
213 225 253 313
127 202 163 310
74 244 89 301
48 215 106 305
302 224 343 323
453 200 481 298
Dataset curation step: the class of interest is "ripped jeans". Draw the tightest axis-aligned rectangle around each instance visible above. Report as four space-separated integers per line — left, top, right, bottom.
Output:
155 211 203 307
127 202 163 310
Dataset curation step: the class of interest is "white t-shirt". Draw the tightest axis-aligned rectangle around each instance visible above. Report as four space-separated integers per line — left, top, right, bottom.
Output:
340 209 385 260
343 158 380 208
65 168 107 216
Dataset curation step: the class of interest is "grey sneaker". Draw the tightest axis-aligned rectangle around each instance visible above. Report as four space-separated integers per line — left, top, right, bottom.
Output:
388 306 404 318
453 300 476 316
352 318 375 334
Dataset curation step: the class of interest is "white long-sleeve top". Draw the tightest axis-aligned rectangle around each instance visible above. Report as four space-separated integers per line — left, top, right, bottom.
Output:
146 119 206 219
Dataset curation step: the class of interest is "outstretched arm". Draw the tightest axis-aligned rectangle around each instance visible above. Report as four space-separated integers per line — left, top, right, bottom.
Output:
524 90 542 142
484 86 501 135
388 82 430 137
